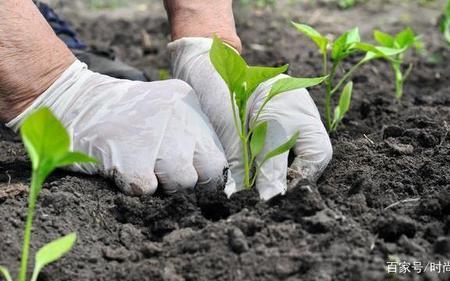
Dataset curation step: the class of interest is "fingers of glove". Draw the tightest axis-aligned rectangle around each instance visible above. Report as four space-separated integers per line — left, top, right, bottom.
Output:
289 92 333 183
254 121 290 201
168 38 245 190
73 128 161 196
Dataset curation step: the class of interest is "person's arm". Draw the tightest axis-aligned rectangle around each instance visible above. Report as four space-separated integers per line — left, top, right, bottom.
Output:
0 0 230 195
164 0 242 52
0 0 75 123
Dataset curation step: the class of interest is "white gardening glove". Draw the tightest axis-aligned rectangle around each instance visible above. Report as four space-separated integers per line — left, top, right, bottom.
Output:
6 60 230 195
168 38 332 200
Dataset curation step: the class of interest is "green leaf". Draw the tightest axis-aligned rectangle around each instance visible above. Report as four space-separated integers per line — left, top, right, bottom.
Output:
268 76 327 101
210 36 247 94
20 108 97 184
250 122 268 160
358 44 406 62
374 30 395 47
21 108 70 171
331 81 353 130
0 266 12 281
262 131 300 163
331 28 360 61
57 152 98 168
31 233 77 281
395 27 416 49
292 22 329 54
245 65 288 95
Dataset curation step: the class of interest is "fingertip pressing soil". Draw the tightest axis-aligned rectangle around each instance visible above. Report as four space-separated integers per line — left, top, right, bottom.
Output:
1 0 450 280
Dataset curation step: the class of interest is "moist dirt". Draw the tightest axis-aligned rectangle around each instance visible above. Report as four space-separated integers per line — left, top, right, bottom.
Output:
1 1 450 280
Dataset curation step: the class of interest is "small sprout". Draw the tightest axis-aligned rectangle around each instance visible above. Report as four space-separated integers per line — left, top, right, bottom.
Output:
210 37 326 189
439 0 450 45
0 108 96 281
292 22 414 131
373 28 422 99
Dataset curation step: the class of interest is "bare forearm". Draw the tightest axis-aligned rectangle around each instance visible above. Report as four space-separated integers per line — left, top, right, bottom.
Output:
164 0 242 52
0 0 75 123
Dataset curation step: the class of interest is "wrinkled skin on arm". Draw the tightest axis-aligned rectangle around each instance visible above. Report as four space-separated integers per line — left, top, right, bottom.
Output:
0 0 75 123
164 0 242 52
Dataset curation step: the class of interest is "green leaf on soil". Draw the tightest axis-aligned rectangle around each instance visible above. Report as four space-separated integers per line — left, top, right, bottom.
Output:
31 233 77 281
332 81 353 130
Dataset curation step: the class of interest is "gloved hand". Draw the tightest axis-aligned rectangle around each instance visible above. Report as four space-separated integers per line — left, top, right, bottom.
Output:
6 60 230 196
168 38 333 200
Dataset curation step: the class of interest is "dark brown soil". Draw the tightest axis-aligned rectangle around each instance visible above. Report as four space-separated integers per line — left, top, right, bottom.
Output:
1 1 449 280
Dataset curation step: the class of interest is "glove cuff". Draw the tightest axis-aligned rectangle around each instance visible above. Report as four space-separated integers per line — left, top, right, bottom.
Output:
6 60 88 131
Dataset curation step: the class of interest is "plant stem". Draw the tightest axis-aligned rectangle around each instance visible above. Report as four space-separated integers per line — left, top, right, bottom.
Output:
331 59 365 95
19 171 40 281
325 62 338 131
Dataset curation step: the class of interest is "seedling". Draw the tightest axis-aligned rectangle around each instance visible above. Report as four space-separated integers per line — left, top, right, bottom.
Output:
209 37 326 189
0 108 96 281
439 0 450 45
292 22 410 131
373 28 422 100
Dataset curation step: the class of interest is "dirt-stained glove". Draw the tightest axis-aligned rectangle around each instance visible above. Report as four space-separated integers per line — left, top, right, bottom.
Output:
168 38 333 200
6 60 230 196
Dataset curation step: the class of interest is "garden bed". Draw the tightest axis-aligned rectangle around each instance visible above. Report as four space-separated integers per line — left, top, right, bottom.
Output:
1 0 449 280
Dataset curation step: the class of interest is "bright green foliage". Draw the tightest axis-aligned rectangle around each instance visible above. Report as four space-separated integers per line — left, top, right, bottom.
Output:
337 0 359 9
0 108 96 281
30 233 77 281
210 37 326 189
373 28 422 99
331 82 353 131
439 0 450 45
293 22 414 131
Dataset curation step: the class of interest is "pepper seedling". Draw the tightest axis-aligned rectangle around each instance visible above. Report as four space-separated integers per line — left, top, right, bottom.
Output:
373 28 422 100
0 108 96 281
292 22 409 131
209 37 326 189
439 0 450 45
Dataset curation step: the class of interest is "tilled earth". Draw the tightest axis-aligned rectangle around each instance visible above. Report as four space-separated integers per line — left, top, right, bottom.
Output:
1 1 450 280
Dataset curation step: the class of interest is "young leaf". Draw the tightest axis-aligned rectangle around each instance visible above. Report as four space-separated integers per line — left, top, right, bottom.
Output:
262 131 300 164
20 108 97 183
0 266 12 281
31 233 77 281
245 65 289 95
331 81 353 130
358 44 406 63
250 122 268 160
210 36 247 94
57 152 98 168
21 108 71 171
268 76 328 101
440 0 450 44
395 27 416 48
374 30 395 47
292 22 329 54
331 28 360 61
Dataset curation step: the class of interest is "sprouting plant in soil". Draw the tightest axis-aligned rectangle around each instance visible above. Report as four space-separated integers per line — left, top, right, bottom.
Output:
209 37 326 189
372 28 422 100
292 22 412 132
439 0 450 45
0 108 96 281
